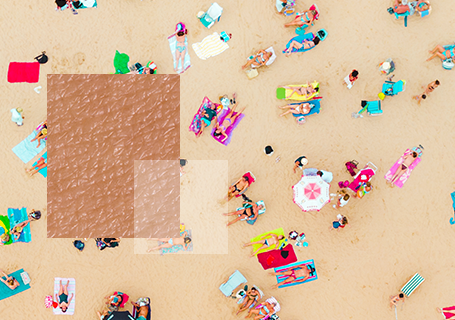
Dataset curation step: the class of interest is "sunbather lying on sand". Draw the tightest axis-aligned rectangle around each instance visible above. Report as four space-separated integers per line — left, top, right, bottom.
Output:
282 83 319 99
244 233 285 257
227 175 251 201
387 151 419 186
223 200 264 227
174 28 188 73
0 233 10 245
245 300 277 319
0 269 20 290
147 231 191 252
26 156 47 176
213 102 245 142
56 279 74 313
427 45 455 61
11 219 31 240
278 102 316 117
284 9 317 28
242 50 273 70
269 265 310 289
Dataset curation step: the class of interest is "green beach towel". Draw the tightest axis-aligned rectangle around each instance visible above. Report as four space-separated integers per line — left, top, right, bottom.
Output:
250 228 287 256
0 215 12 245
114 50 130 74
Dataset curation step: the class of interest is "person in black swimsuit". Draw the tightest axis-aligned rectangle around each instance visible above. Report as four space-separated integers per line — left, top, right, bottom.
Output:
293 155 308 173
223 200 264 227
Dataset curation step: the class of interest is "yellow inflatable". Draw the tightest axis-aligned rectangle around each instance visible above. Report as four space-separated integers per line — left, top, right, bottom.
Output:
276 81 320 101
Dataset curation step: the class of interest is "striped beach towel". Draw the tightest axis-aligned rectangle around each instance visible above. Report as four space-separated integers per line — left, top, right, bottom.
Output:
53 278 76 315
400 273 424 297
192 32 229 60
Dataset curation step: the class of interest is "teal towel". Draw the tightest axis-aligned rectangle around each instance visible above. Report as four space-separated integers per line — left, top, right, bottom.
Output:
168 34 191 74
32 152 47 178
0 269 31 301
12 131 46 164
7 208 31 243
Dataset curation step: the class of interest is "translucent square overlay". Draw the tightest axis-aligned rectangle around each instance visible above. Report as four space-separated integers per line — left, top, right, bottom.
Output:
134 160 228 255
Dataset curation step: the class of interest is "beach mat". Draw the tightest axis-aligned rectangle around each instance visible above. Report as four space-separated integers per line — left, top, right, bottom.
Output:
250 228 287 256
384 149 421 188
159 229 193 255
290 99 321 117
0 215 13 245
219 270 247 297
275 259 318 289
189 97 222 136
0 269 31 301
31 151 47 178
192 32 229 60
7 207 31 243
168 33 191 74
210 107 245 146
12 130 46 163
53 278 76 315
257 244 297 270
7 62 40 83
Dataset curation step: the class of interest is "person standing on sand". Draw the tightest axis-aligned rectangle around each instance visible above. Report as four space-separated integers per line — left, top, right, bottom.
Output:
413 80 439 104
293 156 308 173
244 233 285 257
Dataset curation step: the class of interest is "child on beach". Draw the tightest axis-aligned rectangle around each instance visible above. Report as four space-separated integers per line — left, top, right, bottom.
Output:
344 70 359 89
390 293 405 309
333 192 350 209
413 80 440 104
331 214 348 230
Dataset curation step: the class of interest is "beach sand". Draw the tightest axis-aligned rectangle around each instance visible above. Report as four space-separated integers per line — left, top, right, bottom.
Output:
1 0 455 319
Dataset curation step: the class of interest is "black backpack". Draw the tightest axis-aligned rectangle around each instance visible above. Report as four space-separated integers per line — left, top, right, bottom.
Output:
34 52 48 64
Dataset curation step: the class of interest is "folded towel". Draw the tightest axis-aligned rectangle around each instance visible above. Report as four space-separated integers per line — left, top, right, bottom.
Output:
192 32 229 60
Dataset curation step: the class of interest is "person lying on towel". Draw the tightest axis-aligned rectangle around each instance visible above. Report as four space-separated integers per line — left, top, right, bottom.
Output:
278 102 316 117
213 103 246 142
31 120 47 148
284 37 320 56
196 102 218 138
0 269 20 290
243 233 285 258
281 83 319 99
227 174 251 201
56 279 74 313
147 231 191 252
245 300 277 319
269 265 311 289
26 156 47 177
387 151 419 187
11 219 31 241
284 9 317 28
223 199 264 227
242 50 273 70
132 298 150 320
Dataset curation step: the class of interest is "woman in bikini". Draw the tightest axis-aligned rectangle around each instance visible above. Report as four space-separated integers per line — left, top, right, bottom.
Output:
174 28 188 73
427 45 455 61
278 102 316 117
242 50 273 70
56 279 74 313
245 300 276 319
11 219 31 241
284 37 320 57
30 120 47 148
213 103 246 143
147 231 191 252
282 82 319 99
436 306 455 320
388 151 418 186
284 9 317 28
269 265 310 289
223 200 264 227
0 269 20 290
227 175 250 201
244 233 285 258
236 287 260 315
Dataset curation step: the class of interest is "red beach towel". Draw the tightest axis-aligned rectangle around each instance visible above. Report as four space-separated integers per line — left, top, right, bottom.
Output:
7 62 40 83
257 244 297 270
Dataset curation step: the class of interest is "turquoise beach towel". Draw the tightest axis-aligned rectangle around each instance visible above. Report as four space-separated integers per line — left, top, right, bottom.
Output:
160 230 193 255
7 207 31 243
32 152 47 178
274 259 318 289
12 131 46 164
168 33 191 74
0 269 31 301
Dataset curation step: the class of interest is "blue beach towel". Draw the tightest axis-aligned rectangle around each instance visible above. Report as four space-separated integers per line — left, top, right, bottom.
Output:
0 269 31 301
219 270 247 297
12 131 46 164
31 152 47 178
168 33 191 74
274 259 318 289
159 229 193 255
291 99 321 117
284 30 327 54
7 208 31 243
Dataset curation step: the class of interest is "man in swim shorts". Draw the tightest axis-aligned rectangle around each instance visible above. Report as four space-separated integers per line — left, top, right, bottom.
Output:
147 230 191 252
388 151 418 186
196 103 217 138
132 298 150 320
243 233 285 257
293 155 308 173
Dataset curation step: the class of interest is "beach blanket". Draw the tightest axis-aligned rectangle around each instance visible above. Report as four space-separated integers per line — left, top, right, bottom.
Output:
250 228 287 256
189 97 222 136
168 33 191 74
159 230 193 255
31 151 47 178
0 269 31 301
210 107 245 146
384 149 421 188
12 130 46 164
53 278 76 315
290 99 321 117
113 51 130 74
7 207 31 243
257 244 297 270
0 215 13 245
219 270 247 297
192 32 229 60
275 259 318 289
7 62 40 83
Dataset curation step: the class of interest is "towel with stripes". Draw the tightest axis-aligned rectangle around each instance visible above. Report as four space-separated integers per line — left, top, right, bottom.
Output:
192 32 229 60
53 278 76 315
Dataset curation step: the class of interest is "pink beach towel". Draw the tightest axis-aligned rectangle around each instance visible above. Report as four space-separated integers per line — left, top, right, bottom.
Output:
189 97 221 136
7 62 40 83
384 149 421 188
211 108 245 146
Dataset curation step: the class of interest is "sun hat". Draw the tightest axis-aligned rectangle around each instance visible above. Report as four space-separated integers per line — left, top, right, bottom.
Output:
300 158 308 166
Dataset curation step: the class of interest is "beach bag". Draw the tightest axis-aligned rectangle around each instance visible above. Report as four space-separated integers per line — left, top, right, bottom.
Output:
73 240 85 251
442 58 454 70
34 52 48 64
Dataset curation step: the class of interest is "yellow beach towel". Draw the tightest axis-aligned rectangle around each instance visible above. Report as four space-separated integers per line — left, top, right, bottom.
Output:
192 32 229 60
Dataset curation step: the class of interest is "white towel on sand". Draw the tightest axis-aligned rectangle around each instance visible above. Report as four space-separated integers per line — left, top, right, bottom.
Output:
192 32 229 60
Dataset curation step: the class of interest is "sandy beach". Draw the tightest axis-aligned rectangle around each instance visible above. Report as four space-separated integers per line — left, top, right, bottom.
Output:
1 0 455 319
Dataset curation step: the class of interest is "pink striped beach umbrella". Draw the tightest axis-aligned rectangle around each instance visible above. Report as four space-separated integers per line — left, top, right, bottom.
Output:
293 175 330 211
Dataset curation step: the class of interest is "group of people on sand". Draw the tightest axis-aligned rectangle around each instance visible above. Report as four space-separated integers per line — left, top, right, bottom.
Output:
96 293 150 320
0 210 41 245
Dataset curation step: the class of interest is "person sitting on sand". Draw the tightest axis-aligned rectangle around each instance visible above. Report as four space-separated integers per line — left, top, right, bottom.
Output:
26 156 47 176
331 214 348 231
223 200 264 227
244 233 285 258
269 265 310 289
388 151 418 186
0 269 20 290
436 306 455 320
227 175 251 201
236 287 260 315
213 102 246 142
0 233 10 246
56 279 74 313
104 292 124 312
427 45 455 62
281 83 319 99
132 299 150 320
147 231 191 252
245 300 277 319
174 28 188 73
30 120 47 148
11 219 31 241
284 37 320 56
284 9 317 28
196 102 218 138
390 293 405 309
96 238 120 250
278 102 316 117
242 50 273 70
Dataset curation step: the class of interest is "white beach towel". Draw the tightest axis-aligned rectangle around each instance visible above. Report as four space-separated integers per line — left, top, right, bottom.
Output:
192 32 229 60
53 278 76 315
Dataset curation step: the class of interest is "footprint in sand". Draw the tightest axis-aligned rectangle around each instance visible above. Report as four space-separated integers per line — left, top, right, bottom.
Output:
74 52 86 65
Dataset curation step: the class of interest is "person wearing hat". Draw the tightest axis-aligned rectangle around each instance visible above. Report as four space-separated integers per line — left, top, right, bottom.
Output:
293 156 308 173
31 120 47 148
10 108 24 126
0 233 11 245
132 298 150 320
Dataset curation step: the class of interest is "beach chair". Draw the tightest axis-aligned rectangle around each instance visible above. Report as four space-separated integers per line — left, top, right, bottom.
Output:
199 3 223 29
347 162 377 192
219 270 247 298
380 80 406 99
400 273 425 297
352 100 382 118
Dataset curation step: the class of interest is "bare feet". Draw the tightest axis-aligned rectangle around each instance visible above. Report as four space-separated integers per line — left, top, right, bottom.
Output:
437 307 442 313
